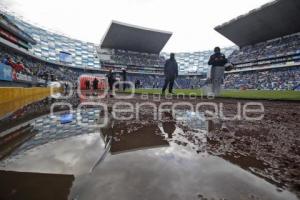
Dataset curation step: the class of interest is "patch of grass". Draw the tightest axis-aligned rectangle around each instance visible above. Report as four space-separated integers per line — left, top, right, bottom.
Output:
220 90 300 101
128 89 204 96
123 89 300 101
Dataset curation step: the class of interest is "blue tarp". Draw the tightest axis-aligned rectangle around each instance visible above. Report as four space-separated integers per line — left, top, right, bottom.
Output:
0 63 12 81
60 113 73 124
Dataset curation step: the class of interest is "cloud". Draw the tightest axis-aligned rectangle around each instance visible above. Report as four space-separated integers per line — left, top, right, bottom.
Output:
2 0 272 52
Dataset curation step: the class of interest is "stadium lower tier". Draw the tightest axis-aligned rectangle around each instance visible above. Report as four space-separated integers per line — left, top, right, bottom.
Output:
1 41 300 91
118 66 300 91
76 66 300 91
224 66 300 90
124 74 205 89
0 44 81 83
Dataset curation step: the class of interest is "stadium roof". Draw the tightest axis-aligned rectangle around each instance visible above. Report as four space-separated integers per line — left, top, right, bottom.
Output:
0 13 36 45
100 20 172 54
215 0 300 47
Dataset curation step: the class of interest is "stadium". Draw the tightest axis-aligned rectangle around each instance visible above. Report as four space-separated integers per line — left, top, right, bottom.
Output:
0 0 299 199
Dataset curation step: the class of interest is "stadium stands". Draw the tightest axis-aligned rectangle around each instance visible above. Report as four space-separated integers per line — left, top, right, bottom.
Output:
216 0 300 91
162 47 237 75
223 33 300 91
0 44 81 84
123 74 205 89
99 21 169 76
229 33 300 66
102 49 165 68
2 11 100 69
224 67 300 90
1 4 299 91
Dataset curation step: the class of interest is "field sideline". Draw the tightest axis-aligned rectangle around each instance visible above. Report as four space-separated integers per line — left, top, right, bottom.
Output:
124 89 300 101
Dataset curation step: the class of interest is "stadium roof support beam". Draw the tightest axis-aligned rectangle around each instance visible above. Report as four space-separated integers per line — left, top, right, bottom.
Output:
215 0 300 47
100 20 172 54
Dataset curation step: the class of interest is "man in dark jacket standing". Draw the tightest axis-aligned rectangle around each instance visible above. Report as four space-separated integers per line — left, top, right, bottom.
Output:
208 47 228 96
106 69 116 91
106 69 116 97
162 53 178 95
93 77 99 90
121 68 127 91
85 79 90 90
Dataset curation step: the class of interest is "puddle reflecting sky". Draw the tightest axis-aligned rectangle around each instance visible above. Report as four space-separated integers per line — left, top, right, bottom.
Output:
0 99 299 200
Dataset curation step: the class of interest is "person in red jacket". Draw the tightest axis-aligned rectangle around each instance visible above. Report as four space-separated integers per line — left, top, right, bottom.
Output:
13 62 25 72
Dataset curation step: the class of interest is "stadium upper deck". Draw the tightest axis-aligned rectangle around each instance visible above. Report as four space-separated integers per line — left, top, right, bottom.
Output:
215 0 300 73
99 20 171 74
99 20 237 75
0 10 236 75
100 20 172 54
0 13 36 49
215 0 300 47
0 4 299 90
213 0 300 90
1 10 100 69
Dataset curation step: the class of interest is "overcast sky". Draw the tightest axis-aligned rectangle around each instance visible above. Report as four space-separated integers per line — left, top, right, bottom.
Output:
0 0 271 52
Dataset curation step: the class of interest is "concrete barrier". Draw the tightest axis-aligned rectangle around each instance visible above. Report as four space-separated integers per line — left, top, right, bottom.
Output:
0 87 60 104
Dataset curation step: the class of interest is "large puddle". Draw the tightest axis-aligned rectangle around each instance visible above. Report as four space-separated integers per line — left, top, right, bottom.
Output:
0 94 299 200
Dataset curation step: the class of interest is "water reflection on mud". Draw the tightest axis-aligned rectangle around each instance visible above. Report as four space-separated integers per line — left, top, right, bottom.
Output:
0 94 299 200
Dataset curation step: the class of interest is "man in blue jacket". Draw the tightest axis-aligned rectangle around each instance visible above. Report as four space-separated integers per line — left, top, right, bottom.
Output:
162 53 178 95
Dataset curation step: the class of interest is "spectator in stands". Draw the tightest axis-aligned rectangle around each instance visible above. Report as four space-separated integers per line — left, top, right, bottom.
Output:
13 62 25 73
208 47 228 96
1 54 31 75
162 53 178 95
1 56 15 68
1 55 9 65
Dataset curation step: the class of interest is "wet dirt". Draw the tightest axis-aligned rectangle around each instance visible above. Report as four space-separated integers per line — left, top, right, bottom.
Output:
0 92 299 200
100 95 300 199
0 170 74 200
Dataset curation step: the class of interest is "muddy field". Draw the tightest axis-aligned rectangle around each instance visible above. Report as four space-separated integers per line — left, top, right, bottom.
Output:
104 95 300 197
0 93 299 200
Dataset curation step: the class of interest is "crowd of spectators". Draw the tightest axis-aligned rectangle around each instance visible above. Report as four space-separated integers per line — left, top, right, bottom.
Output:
123 74 204 89
229 33 300 64
1 37 300 91
104 49 165 68
123 67 300 91
101 65 164 75
1 55 31 75
125 74 162 88
224 67 300 90
0 45 81 84
176 77 205 89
